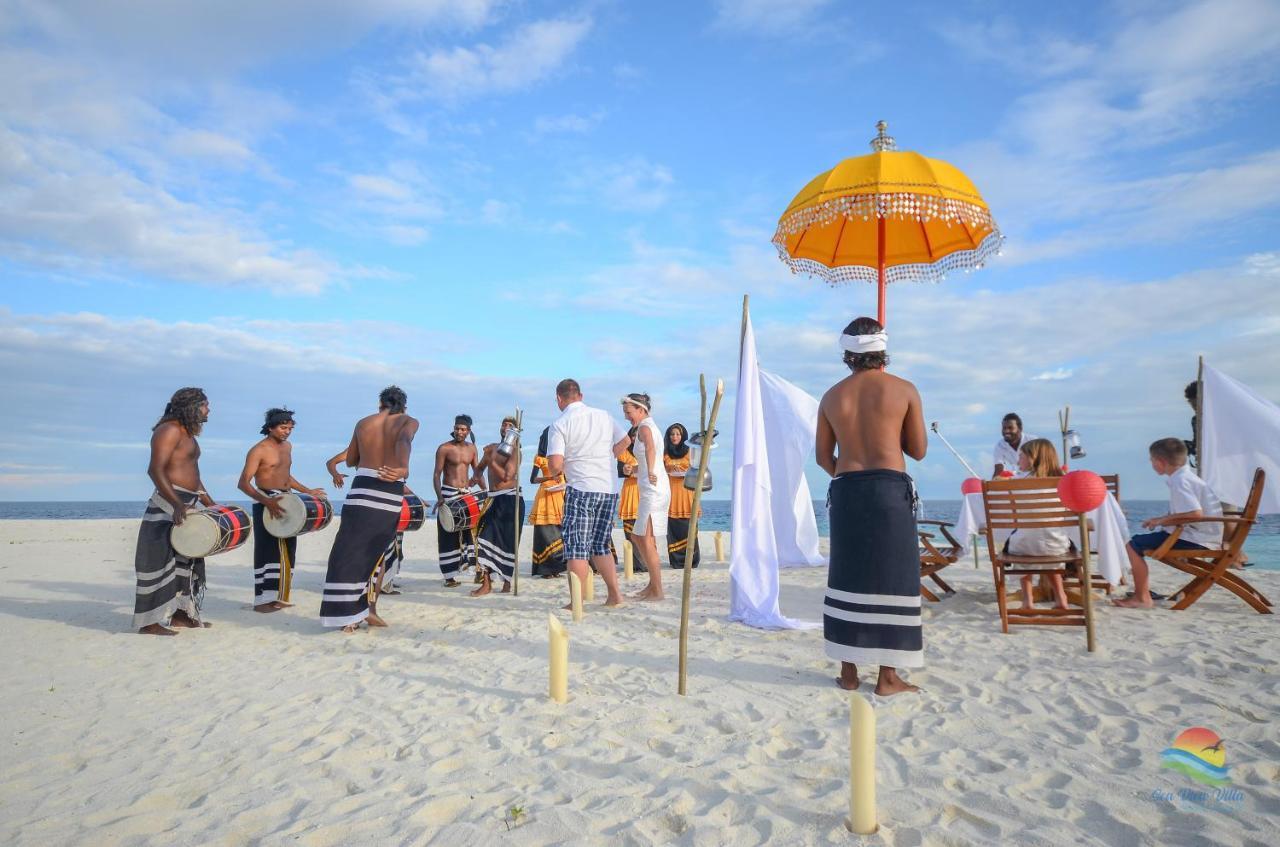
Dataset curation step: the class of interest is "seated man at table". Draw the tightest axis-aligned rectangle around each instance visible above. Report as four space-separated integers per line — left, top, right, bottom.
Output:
1114 438 1222 609
993 413 1035 478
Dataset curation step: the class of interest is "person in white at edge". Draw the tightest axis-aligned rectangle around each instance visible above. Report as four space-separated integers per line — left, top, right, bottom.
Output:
993 412 1036 478
1115 437 1223 609
620 392 670 601
546 378 631 608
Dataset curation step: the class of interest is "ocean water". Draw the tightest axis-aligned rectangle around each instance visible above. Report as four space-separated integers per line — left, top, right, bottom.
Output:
2 499 1277 569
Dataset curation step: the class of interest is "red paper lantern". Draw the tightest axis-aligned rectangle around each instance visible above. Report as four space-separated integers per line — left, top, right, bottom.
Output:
961 477 982 495
1058 470 1107 513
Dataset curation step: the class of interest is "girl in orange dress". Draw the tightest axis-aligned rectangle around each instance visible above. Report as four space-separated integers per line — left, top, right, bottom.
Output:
664 423 701 568
617 427 639 541
528 427 567 577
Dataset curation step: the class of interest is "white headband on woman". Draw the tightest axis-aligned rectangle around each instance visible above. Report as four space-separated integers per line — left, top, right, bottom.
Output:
620 395 650 413
839 332 888 353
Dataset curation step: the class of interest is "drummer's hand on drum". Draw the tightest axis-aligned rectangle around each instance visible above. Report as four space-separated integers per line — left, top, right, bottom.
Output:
330 472 347 489
307 487 327 499
266 496 287 520
172 502 189 526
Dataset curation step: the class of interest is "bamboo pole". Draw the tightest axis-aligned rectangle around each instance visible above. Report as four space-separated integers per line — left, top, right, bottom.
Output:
1058 406 1070 471
845 693 878 834
582 567 595 601
1078 513 1096 653
678 376 725 696
714 531 724 563
623 543 634 580
548 613 568 703
1195 356 1205 477
568 571 583 622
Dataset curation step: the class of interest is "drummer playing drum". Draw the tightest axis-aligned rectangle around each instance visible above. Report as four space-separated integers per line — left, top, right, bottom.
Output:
237 408 326 613
432 414 481 587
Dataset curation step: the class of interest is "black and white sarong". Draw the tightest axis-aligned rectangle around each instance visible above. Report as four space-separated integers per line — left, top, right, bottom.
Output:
132 487 205 629
477 489 525 582
531 524 566 576
251 488 294 605
319 470 404 628
824 470 923 668
437 485 474 580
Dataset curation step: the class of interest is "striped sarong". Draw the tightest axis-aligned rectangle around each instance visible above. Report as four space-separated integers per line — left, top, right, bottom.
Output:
437 485 474 579
319 470 403 628
378 532 404 591
132 487 205 629
531 524 566 576
666 516 700 569
252 489 294 605
476 489 524 582
824 470 923 668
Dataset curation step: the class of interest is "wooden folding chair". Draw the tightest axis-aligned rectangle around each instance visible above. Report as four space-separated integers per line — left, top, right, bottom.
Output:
1144 468 1272 614
981 478 1095 643
918 519 961 602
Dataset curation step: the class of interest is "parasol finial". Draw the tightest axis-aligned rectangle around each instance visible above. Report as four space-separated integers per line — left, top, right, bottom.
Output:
870 120 896 152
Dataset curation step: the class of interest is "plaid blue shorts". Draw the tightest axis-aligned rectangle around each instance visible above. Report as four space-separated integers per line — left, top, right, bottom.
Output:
562 487 618 559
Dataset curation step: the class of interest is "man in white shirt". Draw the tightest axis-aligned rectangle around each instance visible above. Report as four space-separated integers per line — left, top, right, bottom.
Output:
1115 437 1223 609
992 413 1034 478
546 378 632 608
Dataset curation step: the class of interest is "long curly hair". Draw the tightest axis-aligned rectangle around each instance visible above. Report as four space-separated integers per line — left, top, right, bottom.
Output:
154 387 208 435
1018 438 1062 477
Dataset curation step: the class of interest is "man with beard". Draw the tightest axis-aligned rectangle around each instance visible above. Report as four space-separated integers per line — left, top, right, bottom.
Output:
432 414 480 587
472 417 524 596
992 413 1035 478
133 387 220 635
237 408 326 612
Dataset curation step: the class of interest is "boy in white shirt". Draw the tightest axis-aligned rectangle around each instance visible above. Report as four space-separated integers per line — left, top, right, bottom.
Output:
1114 438 1222 609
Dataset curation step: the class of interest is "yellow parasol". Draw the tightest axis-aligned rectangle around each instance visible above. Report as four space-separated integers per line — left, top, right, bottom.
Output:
773 121 1002 325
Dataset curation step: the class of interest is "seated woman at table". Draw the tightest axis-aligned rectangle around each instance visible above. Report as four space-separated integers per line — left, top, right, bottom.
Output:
1007 439 1071 610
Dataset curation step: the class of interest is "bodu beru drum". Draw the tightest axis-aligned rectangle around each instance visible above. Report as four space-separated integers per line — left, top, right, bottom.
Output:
398 492 428 533
439 489 488 533
263 491 333 538
170 504 251 559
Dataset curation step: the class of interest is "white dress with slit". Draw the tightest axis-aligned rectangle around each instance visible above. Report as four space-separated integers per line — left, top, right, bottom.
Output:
632 417 670 537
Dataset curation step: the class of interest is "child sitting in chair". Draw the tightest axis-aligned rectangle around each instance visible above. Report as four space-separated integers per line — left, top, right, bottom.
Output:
1114 438 1222 609
1006 439 1072 610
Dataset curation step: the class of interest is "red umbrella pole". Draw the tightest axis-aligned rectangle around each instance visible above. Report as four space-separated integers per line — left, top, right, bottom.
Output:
877 215 887 326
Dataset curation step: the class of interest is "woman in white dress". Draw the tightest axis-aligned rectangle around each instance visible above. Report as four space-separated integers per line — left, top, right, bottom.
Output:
621 393 670 600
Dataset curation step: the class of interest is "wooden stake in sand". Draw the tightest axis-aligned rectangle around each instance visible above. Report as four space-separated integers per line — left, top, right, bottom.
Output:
568 571 584 622
582 568 595 602
713 531 724 563
677 375 725 696
623 543 634 580
846 693 878 835
548 614 569 703
1078 512 1097 653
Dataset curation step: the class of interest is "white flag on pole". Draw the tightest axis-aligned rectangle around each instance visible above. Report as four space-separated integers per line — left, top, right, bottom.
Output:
729 313 819 630
1202 365 1280 514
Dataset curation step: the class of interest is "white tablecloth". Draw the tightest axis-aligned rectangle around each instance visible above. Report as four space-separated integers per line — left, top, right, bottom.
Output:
950 490 1128 586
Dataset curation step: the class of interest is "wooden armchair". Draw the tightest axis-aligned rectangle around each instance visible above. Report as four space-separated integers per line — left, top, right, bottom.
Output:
1142 469 1271 614
918 519 962 602
981 478 1095 644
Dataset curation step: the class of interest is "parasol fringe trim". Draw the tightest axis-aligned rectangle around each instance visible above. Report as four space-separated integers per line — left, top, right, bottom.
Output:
773 192 995 238
774 229 1005 286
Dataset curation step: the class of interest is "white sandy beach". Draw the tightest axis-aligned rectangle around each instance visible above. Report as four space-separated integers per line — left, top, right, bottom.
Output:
1 518 1277 847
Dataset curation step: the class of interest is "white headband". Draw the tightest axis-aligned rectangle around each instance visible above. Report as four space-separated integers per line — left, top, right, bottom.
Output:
620 395 650 413
839 332 888 353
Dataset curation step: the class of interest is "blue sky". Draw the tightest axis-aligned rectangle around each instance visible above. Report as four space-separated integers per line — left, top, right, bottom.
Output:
2 0 1279 502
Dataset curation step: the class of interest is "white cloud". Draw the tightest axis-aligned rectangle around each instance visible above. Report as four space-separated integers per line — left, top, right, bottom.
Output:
711 0 834 35
400 17 592 102
941 0 1280 262
0 128 348 292
1032 368 1074 382
562 157 675 213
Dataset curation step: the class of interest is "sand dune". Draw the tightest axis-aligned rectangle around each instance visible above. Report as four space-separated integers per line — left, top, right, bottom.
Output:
1 518 1277 846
